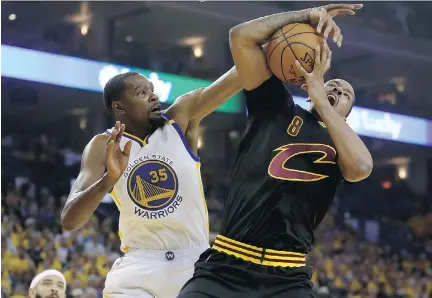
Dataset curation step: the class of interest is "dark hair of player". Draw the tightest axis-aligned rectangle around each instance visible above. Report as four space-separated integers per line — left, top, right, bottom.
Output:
103 71 140 116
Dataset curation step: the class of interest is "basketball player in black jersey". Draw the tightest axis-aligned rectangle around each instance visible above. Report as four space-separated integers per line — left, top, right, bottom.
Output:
178 4 371 298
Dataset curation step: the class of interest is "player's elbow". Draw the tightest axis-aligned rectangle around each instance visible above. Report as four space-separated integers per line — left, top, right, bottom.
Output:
229 25 243 40
60 216 74 232
61 220 79 232
229 25 252 45
343 158 373 182
60 208 79 232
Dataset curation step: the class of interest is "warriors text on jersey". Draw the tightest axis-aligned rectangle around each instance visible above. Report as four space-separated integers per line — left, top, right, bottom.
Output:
219 76 344 253
105 114 209 252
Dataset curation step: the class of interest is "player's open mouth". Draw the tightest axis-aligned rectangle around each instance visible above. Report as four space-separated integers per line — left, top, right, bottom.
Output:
327 93 337 106
150 104 162 113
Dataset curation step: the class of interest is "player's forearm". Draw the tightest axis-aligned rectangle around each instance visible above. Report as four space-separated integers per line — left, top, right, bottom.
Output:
194 66 242 120
229 9 310 45
314 101 373 181
166 67 241 129
61 174 114 231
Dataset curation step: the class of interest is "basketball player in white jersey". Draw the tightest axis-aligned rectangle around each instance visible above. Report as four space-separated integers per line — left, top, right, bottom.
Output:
60 67 241 298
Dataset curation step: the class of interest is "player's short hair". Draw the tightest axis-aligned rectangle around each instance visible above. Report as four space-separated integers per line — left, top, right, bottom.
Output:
103 72 139 115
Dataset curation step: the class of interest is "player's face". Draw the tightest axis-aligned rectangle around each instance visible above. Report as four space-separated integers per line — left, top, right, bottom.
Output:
324 79 355 118
117 74 162 124
29 276 66 298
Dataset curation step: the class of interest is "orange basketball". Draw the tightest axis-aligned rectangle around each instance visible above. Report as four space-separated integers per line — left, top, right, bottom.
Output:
266 23 322 85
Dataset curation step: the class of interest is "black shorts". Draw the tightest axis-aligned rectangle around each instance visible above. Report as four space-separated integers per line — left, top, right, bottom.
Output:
178 236 315 298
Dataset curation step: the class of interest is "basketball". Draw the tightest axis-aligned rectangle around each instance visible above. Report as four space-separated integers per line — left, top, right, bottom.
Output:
266 23 322 85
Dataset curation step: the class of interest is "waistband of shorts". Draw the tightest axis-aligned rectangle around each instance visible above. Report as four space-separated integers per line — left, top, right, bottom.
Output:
212 235 306 268
124 244 209 258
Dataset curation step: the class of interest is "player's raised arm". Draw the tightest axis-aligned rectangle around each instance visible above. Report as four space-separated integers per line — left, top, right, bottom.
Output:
165 66 242 132
229 4 362 91
61 122 132 231
296 41 372 182
229 11 308 91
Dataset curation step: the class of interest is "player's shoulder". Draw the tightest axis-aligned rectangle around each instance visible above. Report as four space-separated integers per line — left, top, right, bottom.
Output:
244 75 292 98
91 133 109 143
85 133 109 153
293 104 313 121
79 133 108 165
292 105 331 136
293 105 320 123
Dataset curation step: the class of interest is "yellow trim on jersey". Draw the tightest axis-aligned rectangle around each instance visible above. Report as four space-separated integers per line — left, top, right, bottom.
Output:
195 162 209 232
121 245 129 253
110 190 121 209
122 131 150 146
212 235 306 268
117 230 129 253
168 119 175 125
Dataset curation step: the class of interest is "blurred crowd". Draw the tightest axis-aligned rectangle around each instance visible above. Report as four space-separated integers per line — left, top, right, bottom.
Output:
1 133 431 298
310 217 431 298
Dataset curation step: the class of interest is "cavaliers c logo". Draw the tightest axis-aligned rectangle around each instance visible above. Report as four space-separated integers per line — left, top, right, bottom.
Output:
268 143 337 182
127 160 178 210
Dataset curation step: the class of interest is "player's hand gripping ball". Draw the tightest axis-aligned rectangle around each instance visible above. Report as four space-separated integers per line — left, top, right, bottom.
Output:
265 23 322 85
266 4 363 85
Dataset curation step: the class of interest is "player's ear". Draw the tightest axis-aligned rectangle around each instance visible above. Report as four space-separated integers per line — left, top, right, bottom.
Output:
112 101 126 116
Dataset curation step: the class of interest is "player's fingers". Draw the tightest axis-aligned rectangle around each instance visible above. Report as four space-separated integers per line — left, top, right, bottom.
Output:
295 60 308 77
329 7 357 16
320 43 328 70
123 140 132 157
107 131 114 143
116 124 125 143
106 140 115 158
324 48 332 73
332 9 356 17
316 9 327 34
332 22 342 43
324 4 356 10
324 58 332 74
110 129 119 144
315 45 321 67
323 18 334 40
109 121 120 141
337 33 344 48
331 23 341 47
343 9 356 15
111 128 120 142
319 49 326 74
301 84 308 91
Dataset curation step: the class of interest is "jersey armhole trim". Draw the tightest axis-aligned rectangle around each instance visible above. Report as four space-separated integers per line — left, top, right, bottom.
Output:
104 128 147 147
109 189 121 210
161 113 200 162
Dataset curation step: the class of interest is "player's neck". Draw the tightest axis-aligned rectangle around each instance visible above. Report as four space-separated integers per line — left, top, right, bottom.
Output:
121 120 153 140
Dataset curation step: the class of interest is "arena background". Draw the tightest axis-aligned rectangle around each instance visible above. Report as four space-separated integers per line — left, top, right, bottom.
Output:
1 1 432 297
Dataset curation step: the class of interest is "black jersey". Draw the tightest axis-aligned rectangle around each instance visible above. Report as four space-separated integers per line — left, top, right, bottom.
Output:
219 76 344 253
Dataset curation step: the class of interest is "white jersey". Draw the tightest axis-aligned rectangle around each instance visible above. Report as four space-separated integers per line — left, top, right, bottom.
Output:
105 114 209 252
